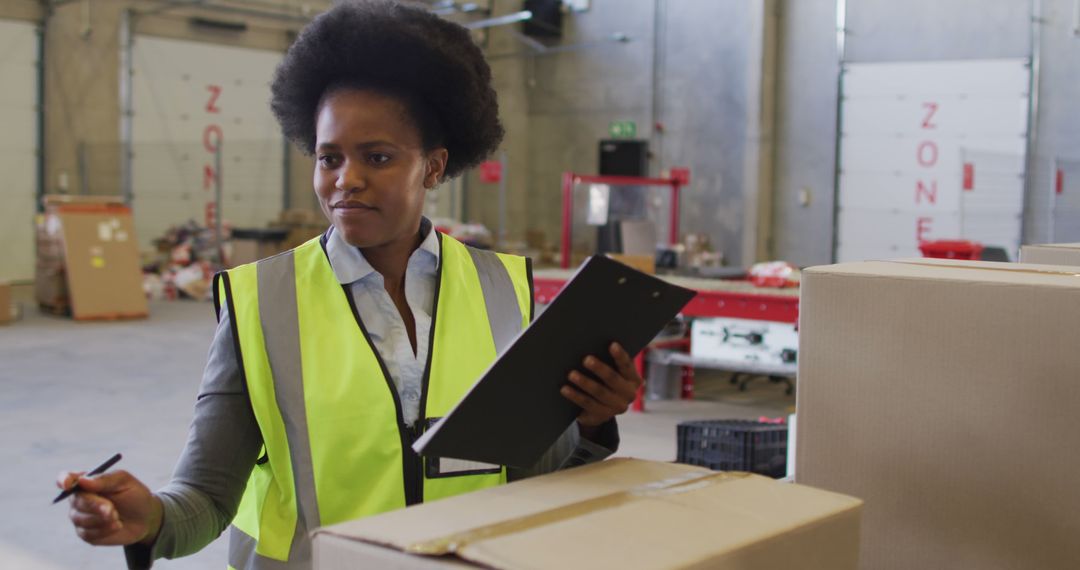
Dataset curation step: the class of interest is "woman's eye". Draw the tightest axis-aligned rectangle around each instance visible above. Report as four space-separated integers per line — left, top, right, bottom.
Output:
369 153 391 166
318 154 341 168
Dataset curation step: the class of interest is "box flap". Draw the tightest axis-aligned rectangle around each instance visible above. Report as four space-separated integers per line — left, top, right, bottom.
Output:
805 258 1080 289
315 458 862 569
314 459 700 548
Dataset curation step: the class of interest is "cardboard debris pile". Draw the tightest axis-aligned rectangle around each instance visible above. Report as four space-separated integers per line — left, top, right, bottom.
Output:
142 209 328 301
313 458 863 570
35 195 148 320
143 220 225 302
797 258 1080 569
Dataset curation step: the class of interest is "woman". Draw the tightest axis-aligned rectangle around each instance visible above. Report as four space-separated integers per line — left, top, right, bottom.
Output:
58 2 642 569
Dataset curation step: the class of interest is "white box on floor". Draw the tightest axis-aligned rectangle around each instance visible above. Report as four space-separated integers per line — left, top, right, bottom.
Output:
797 258 1080 569
690 317 798 366
313 458 862 570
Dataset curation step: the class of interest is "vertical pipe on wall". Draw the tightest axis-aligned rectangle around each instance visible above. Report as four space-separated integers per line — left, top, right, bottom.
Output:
497 150 508 247
740 0 779 265
119 8 134 205
1073 0 1079 35
1049 158 1057 241
1022 0 1042 243
650 0 666 176
35 20 46 212
77 141 88 195
215 143 223 261
829 0 848 262
282 137 290 211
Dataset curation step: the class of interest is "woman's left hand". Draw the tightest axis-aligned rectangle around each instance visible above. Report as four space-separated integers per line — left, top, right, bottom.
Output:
561 342 643 431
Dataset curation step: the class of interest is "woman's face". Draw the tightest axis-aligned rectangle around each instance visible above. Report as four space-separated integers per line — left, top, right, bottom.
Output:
313 88 447 248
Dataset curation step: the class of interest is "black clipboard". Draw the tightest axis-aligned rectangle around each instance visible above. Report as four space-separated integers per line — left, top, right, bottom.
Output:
413 255 696 468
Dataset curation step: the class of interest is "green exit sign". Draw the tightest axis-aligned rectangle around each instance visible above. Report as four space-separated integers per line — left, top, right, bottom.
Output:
609 120 637 139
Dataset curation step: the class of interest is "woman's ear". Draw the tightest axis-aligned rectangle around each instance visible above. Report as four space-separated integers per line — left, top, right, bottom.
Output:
424 148 449 189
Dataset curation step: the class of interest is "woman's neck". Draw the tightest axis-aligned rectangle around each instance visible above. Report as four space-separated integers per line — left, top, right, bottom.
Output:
360 229 424 286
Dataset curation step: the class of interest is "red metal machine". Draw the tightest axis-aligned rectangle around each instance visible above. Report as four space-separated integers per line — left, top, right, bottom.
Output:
545 172 800 412
560 172 685 269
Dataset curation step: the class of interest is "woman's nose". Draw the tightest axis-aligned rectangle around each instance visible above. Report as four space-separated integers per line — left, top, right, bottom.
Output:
335 161 367 193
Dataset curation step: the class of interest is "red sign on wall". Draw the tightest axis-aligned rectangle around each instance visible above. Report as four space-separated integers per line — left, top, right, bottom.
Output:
962 162 974 191
479 160 502 183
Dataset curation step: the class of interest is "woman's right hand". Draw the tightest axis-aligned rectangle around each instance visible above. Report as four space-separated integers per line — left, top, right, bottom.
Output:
57 469 164 547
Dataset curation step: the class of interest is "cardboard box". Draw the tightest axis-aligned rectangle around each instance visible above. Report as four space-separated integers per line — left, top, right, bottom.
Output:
58 207 147 320
35 212 69 313
279 208 322 226
229 228 289 267
1018 242 1080 266
797 258 1080 570
34 196 147 319
313 458 862 570
606 253 656 275
0 281 11 324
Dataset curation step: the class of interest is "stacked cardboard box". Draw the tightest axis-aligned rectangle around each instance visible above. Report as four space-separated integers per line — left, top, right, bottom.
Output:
35 210 69 314
0 281 11 324
797 258 1080 569
229 228 288 267
35 196 147 320
1018 242 1080 266
314 458 863 569
273 209 327 251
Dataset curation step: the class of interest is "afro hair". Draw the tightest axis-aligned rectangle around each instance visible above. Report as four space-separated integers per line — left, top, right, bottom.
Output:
270 0 504 180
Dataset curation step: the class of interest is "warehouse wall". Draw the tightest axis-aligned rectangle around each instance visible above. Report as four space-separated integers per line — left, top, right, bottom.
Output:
770 0 840 268
38 0 321 213
1028 0 1080 244
773 0 1080 265
469 0 773 267
463 0 657 253
14 1 1080 265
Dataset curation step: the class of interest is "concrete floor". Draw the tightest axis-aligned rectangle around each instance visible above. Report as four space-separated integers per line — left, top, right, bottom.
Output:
0 297 793 569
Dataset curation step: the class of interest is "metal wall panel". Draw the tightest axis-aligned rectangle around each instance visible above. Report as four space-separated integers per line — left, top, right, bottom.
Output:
772 0 1035 265
771 0 841 267
131 35 283 248
0 19 38 282
844 0 1031 63
837 58 1029 261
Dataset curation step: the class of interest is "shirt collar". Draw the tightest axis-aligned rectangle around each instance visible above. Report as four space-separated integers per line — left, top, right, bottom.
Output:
325 217 440 285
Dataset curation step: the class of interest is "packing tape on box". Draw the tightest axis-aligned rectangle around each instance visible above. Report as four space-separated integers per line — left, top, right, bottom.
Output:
405 470 749 556
889 259 1080 278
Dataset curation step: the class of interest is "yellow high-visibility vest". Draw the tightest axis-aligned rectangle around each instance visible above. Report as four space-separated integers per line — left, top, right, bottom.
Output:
214 231 532 569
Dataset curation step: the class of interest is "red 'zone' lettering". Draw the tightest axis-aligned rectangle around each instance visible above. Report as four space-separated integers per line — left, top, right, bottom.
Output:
915 180 937 205
916 217 933 242
206 85 222 114
921 102 938 129
203 124 222 153
917 141 938 167
204 165 216 190
205 201 217 228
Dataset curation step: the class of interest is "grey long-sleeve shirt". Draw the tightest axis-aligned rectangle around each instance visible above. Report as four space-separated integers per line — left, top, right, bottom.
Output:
128 302 619 568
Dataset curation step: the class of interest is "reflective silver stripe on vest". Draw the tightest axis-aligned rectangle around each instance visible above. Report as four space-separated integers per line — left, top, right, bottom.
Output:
228 526 305 570
465 247 523 353
243 251 320 567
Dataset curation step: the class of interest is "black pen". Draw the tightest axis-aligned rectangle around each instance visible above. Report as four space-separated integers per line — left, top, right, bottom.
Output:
52 453 123 504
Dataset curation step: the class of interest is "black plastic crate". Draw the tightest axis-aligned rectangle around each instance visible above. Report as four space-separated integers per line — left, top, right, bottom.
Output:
676 419 788 478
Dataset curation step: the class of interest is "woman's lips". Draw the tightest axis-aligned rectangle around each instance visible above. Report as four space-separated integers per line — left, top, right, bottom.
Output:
333 201 376 210
332 202 377 219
